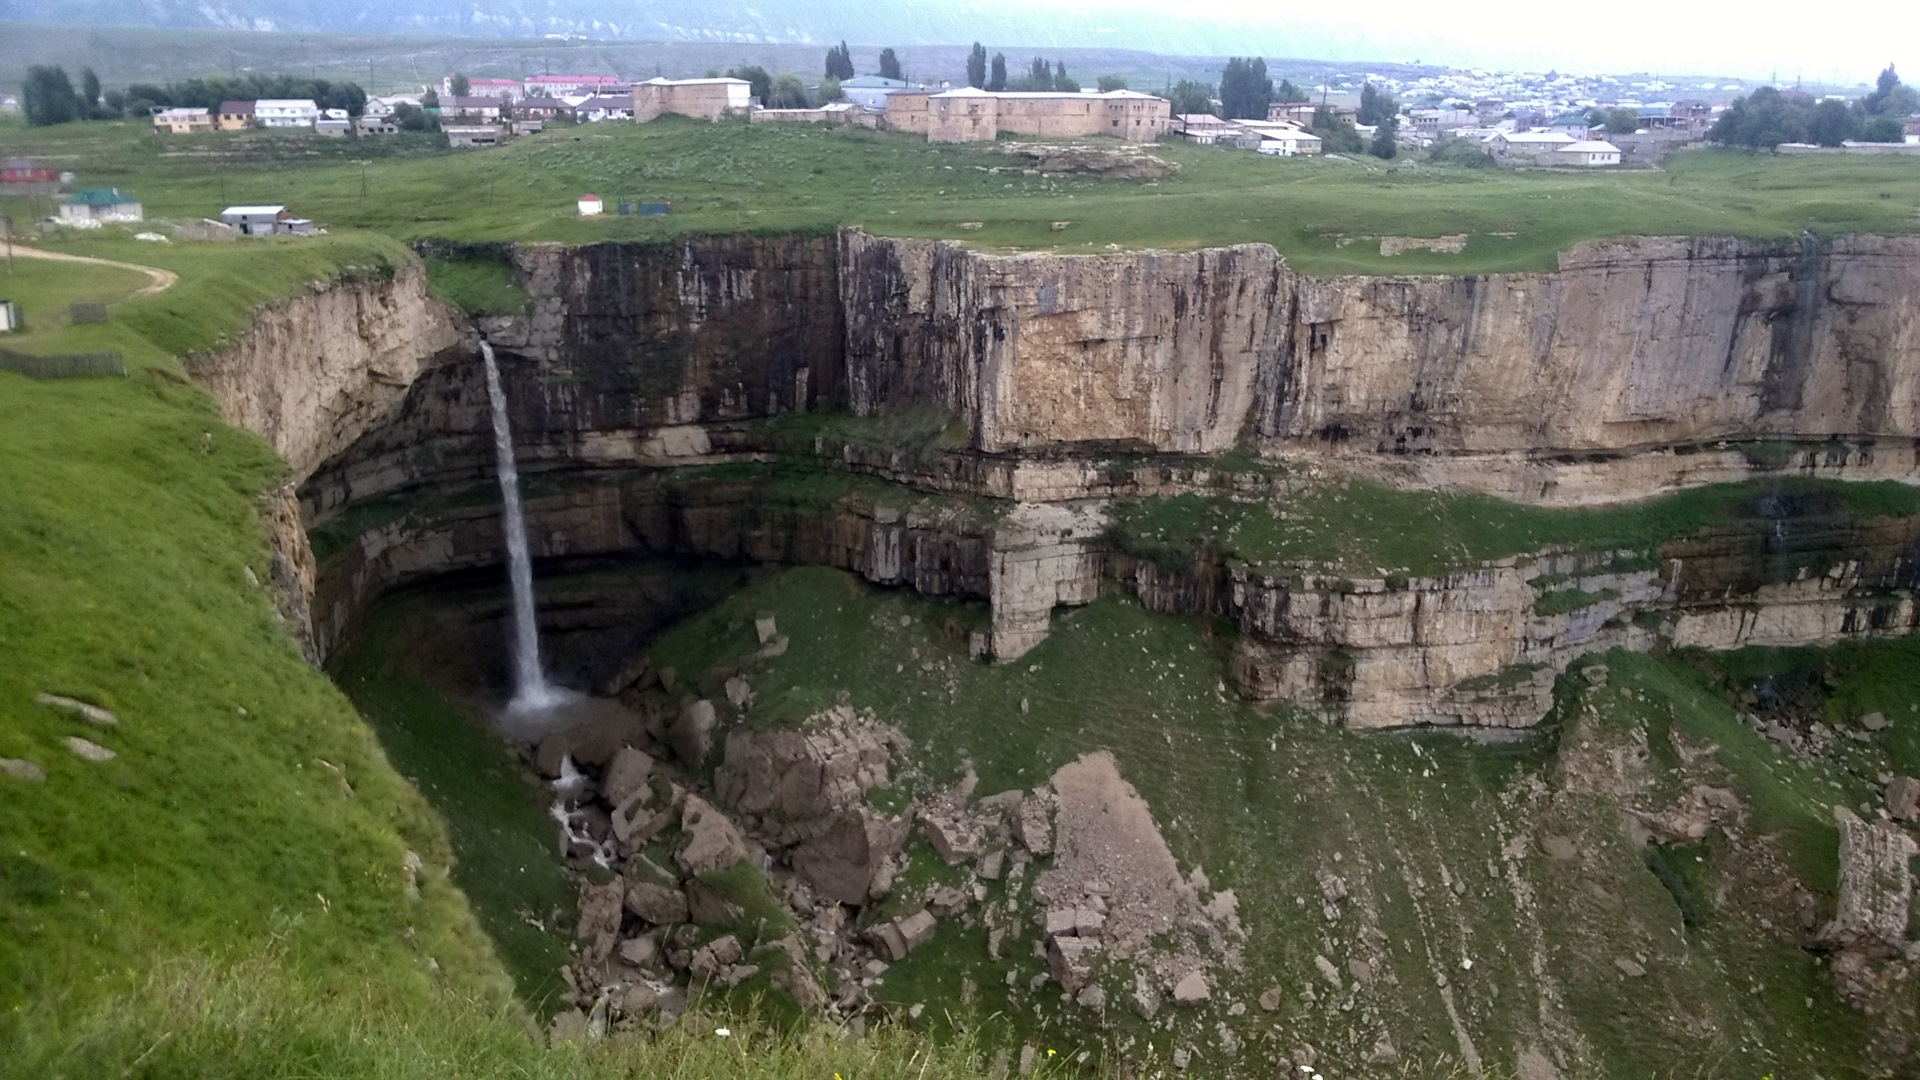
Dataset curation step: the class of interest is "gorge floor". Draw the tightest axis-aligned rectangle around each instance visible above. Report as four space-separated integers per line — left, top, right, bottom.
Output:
341 560 1916 1079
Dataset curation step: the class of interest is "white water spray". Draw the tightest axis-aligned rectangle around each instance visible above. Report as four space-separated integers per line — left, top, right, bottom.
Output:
479 340 567 713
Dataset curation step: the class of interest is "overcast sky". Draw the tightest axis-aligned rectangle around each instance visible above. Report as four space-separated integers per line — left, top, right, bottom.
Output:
1057 0 1918 83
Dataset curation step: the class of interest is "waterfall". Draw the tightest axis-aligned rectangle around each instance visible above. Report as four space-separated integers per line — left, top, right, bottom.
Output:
479 341 565 712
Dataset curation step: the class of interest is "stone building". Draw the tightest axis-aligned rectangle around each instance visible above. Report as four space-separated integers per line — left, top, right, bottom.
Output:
901 88 1170 143
631 78 752 123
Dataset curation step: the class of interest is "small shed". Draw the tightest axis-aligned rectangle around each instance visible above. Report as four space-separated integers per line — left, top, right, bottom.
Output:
59 188 144 223
0 300 20 333
314 118 351 137
221 205 297 235
578 194 604 216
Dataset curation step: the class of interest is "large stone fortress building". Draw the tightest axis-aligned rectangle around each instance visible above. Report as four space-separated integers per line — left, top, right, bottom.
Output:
887 88 1171 143
631 77 753 122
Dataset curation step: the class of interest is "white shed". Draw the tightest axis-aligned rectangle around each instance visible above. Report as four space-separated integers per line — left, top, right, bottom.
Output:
1555 139 1622 167
578 194 604 216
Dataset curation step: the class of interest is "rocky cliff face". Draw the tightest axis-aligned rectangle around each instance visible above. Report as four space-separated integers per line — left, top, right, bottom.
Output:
188 262 468 485
185 234 1920 726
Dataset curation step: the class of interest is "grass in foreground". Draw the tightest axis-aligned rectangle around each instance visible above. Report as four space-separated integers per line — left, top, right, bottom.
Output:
5 114 1920 273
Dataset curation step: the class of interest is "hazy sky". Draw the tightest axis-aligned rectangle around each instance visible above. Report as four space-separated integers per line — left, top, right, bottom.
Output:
1057 0 1918 83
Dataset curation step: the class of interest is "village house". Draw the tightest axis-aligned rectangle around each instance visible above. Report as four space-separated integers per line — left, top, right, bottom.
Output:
574 95 632 122
441 96 503 121
1555 139 1622 166
838 75 912 110
152 107 214 134
1544 112 1593 138
1172 113 1244 145
525 74 624 98
1237 120 1323 156
255 99 319 128
216 101 256 131
357 114 397 135
220 205 312 235
1 158 62 194
515 96 574 120
1268 102 1353 126
443 125 504 148
912 88 1170 143
631 77 752 122
58 188 143 224
442 77 520 99
315 118 351 137
1487 130 1576 164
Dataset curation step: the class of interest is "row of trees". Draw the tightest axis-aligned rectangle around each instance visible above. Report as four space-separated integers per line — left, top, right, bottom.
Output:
22 65 367 127
22 66 109 126
962 44 1084 92
1711 66 1916 151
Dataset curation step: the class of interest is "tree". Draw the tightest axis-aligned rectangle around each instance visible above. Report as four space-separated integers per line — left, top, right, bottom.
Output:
1368 116 1399 159
1028 56 1051 88
988 54 1007 92
1357 82 1397 126
393 101 437 131
1604 107 1639 135
1166 80 1215 117
1053 61 1077 93
449 73 470 97
81 67 101 117
825 42 855 81
1860 116 1906 143
1810 98 1858 146
23 66 81 127
1097 75 1128 93
878 48 903 81
768 73 808 109
1218 57 1273 120
1708 86 1807 151
967 43 987 89
1861 65 1918 117
421 88 439 110
1310 105 1364 153
727 65 772 104
1275 78 1305 103
819 76 845 103
1426 138 1494 168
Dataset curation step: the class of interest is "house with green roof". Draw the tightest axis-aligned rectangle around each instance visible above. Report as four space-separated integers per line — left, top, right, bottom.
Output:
57 188 143 225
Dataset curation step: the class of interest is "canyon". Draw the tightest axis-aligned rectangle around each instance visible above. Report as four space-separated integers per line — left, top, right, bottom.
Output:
191 229 1920 730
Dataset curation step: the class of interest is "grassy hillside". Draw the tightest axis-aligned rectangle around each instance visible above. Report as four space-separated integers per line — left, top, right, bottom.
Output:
5 115 1919 273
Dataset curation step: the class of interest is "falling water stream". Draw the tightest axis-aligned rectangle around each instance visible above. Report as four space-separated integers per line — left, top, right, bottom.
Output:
479 340 568 714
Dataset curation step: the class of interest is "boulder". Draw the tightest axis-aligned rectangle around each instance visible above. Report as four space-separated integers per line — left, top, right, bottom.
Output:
602 747 654 809
616 982 659 1018
576 879 625 963
34 692 118 727
896 909 937 951
63 737 114 762
689 934 744 979
714 712 895 833
670 699 718 767
772 962 828 1013
624 881 691 925
0 758 45 783
1814 807 1918 958
1046 935 1100 993
1258 986 1282 1012
1075 984 1107 1010
1171 970 1210 1005
676 795 749 876
1886 776 1920 822
755 614 778 644
1860 711 1889 731
790 809 908 905
725 676 752 708
617 936 660 967
867 921 910 962
1016 791 1055 856
919 807 985 865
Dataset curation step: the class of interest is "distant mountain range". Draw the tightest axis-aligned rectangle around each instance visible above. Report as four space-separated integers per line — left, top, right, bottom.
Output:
0 0 1321 57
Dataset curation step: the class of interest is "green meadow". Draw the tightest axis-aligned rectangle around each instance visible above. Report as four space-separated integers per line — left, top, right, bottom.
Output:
4 114 1920 273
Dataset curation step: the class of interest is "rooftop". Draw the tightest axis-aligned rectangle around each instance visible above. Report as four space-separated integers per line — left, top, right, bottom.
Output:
64 188 137 206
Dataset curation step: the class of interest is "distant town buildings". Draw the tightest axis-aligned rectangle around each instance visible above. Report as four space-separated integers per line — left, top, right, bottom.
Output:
220 205 312 235
216 101 255 131
890 88 1170 144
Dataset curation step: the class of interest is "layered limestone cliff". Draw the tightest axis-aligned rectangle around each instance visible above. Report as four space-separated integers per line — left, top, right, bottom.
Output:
182 232 1920 727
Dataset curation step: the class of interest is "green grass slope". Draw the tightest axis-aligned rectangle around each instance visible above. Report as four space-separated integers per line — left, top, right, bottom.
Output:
6 115 1920 273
